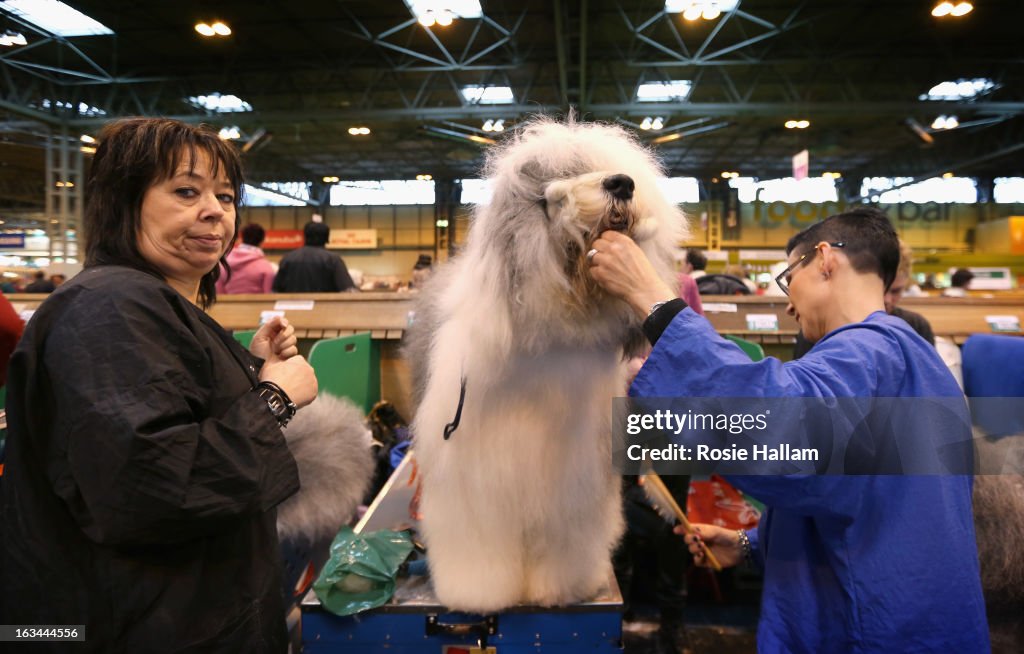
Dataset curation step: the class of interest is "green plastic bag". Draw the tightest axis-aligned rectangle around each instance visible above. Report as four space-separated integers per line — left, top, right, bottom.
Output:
312 527 414 616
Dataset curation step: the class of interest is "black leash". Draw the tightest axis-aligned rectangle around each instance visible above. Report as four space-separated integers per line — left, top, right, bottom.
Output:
443 375 467 440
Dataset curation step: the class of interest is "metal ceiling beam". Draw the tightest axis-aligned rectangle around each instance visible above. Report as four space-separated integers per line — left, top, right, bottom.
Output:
59 100 1024 128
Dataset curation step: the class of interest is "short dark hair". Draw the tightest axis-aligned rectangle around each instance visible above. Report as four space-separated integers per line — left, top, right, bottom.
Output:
303 221 329 246
785 207 899 291
241 223 266 247
950 268 974 288
83 117 244 309
685 248 707 271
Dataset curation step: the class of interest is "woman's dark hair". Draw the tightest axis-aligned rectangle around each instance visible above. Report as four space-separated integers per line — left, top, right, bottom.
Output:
786 207 900 291
950 268 974 289
241 223 266 247
83 117 245 309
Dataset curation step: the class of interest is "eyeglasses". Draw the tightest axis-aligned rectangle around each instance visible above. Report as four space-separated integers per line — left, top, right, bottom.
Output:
775 242 845 296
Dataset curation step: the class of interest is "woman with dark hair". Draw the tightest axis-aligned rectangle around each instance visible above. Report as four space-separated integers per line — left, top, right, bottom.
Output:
0 118 318 652
217 222 277 294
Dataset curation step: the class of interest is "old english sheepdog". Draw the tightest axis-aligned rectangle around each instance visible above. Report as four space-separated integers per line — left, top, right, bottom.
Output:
406 117 686 612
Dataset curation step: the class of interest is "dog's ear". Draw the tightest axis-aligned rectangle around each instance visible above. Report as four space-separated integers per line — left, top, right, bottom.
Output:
518 160 545 184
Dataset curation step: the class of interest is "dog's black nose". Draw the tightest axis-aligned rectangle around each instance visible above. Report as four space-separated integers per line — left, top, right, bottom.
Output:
603 174 635 200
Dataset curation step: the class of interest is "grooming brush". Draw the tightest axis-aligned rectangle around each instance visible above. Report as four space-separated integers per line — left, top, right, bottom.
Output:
639 472 723 571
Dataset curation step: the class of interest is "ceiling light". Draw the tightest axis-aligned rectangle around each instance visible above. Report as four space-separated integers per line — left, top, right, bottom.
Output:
0 0 113 37
0 30 27 46
482 119 493 131
931 1 954 16
797 120 810 129
651 117 664 130
195 23 215 36
406 1 483 24
702 6 721 20
950 2 973 16
931 115 960 130
218 126 241 140
187 93 252 113
943 172 955 179
635 80 692 102
348 127 371 135
79 134 95 143
682 5 702 20
461 85 515 104
211 21 231 36
822 172 841 179
323 176 340 183
920 78 994 101
640 117 652 130
80 146 96 154
416 174 433 181
491 119 504 132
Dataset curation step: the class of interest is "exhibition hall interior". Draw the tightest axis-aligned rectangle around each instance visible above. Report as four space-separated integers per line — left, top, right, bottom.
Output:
0 1 1022 653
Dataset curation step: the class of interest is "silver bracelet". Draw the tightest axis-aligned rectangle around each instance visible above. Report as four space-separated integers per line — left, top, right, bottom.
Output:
736 529 752 562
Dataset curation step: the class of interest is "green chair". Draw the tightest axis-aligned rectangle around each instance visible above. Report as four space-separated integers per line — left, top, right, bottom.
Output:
307 332 380 414
232 329 257 350
723 334 765 362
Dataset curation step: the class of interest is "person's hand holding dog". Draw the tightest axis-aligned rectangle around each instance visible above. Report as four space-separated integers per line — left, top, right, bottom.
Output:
589 230 675 319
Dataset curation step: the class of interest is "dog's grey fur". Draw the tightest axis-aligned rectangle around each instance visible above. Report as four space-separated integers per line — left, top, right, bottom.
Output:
276 393 375 541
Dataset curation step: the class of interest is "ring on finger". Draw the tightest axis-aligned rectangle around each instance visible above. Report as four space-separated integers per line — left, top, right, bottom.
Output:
586 248 599 262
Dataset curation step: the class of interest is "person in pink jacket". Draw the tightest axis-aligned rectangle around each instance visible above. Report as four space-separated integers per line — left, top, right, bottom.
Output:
216 223 276 294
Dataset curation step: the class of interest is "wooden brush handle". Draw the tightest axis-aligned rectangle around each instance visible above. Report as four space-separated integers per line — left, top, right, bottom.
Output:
644 473 723 572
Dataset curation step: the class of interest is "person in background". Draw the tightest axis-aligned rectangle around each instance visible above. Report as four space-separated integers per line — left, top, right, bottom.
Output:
587 207 988 653
217 223 276 294
724 263 758 294
410 253 433 289
23 270 55 293
272 221 356 293
49 274 66 288
1 117 318 652
943 268 974 297
681 248 707 279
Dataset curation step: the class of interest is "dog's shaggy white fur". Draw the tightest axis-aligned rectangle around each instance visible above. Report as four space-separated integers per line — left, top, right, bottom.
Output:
407 117 686 611
276 393 375 542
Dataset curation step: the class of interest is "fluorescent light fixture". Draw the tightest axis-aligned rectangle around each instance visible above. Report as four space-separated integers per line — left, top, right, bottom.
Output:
187 93 252 113
920 78 994 101
405 1 483 21
461 85 514 104
635 80 692 102
0 0 113 37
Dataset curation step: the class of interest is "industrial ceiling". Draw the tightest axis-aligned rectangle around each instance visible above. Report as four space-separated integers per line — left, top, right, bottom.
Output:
1 0 1022 211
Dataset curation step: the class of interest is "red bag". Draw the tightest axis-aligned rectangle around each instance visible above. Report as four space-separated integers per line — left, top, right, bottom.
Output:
686 475 761 531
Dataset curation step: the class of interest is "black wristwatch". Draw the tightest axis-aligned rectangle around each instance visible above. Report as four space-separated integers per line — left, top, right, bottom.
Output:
256 381 297 427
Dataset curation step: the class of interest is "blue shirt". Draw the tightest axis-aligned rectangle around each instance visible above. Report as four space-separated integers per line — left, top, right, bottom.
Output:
631 309 989 654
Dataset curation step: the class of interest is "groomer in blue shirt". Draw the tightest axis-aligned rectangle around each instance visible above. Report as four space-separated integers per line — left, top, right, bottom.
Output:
588 207 988 653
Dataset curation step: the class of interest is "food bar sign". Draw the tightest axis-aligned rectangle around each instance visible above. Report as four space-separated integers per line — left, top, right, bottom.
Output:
327 229 378 249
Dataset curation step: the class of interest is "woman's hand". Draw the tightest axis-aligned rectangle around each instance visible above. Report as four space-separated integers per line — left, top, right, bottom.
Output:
588 230 675 318
249 316 298 361
674 523 744 569
260 355 318 408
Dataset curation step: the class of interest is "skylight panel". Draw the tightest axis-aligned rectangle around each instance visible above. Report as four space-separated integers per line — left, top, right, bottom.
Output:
636 80 692 102
0 0 113 37
405 1 483 20
460 85 514 105
919 78 995 101
187 93 253 113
